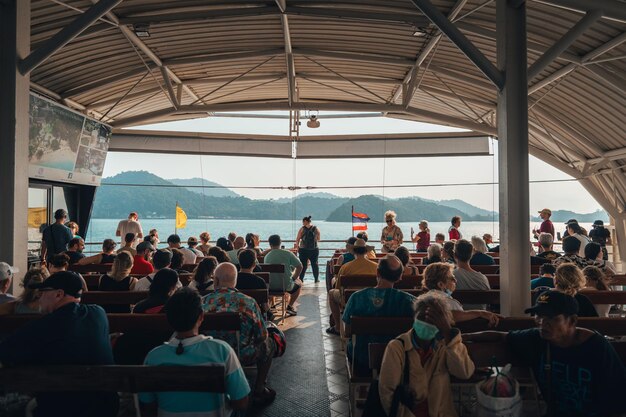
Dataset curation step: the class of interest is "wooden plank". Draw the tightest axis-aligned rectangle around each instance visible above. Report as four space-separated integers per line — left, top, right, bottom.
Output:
0 365 225 393
258 264 286 273
69 263 112 274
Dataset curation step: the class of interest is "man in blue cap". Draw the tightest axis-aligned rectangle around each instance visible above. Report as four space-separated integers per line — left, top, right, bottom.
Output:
0 271 118 417
464 291 625 416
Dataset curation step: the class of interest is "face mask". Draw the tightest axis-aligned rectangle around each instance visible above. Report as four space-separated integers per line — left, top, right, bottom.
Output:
412 319 439 341
444 288 453 296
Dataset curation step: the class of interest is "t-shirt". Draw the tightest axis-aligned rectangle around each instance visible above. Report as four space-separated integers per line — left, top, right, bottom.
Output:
530 276 555 290
135 272 183 292
177 247 197 265
334 257 378 289
539 219 555 237
537 250 561 261
116 219 143 248
0 303 118 417
448 226 461 240
236 272 267 290
589 227 610 247
42 223 73 261
131 255 154 275
506 329 626 417
65 250 85 264
572 234 591 257
469 252 495 266
140 335 250 417
263 248 303 292
98 275 134 313
574 293 599 317
226 249 241 265
342 287 416 372
415 231 430 251
453 268 490 310
117 245 137 257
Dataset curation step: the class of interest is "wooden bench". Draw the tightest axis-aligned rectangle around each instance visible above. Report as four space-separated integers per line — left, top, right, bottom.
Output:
82 273 193 291
338 274 421 291
258 264 286 274
0 365 226 393
69 263 112 274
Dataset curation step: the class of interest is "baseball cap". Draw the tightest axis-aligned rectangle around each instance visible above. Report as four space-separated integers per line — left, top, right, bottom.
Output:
0 262 18 281
29 271 83 298
538 208 551 216
187 236 198 245
564 218 578 225
524 291 579 317
136 241 155 253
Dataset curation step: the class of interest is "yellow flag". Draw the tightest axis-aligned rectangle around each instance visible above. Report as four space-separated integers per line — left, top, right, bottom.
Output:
28 207 47 228
175 205 187 229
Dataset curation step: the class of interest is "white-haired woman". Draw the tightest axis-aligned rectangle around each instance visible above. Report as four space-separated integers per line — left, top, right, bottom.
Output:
469 235 495 266
378 294 474 417
381 210 403 253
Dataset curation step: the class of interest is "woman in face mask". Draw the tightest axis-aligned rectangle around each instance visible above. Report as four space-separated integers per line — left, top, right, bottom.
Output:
422 262 501 327
378 294 475 417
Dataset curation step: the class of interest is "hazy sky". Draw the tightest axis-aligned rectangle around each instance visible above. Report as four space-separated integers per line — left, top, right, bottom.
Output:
103 113 602 214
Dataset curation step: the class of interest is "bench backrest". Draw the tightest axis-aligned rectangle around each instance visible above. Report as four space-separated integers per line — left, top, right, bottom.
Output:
258 264 286 273
83 273 193 290
69 263 112 274
0 365 226 393
339 275 421 290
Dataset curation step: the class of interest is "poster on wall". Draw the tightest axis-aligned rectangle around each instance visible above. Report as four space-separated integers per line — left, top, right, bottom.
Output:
28 93 111 186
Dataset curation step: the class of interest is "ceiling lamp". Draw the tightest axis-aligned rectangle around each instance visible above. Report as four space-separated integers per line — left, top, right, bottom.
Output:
133 23 150 38
307 114 320 128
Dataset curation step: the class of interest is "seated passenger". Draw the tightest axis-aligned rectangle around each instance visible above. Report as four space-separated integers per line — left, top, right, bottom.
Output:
227 236 246 266
15 268 47 314
135 249 181 292
202 263 277 407
77 238 117 265
64 237 85 264
422 243 443 266
245 233 263 257
0 262 16 305
208 246 231 264
442 241 455 264
188 256 217 292
378 294 474 416
133 269 179 314
167 234 196 265
0 271 119 416
236 250 267 290
464 291 626 417
553 236 586 269
327 239 377 335
531 263 556 290
453 239 490 310
580 265 611 317
197 231 212 256
216 237 234 253
482 233 494 249
336 237 357 266
342 256 416 374
170 248 188 275
117 232 138 257
46 253 89 292
97 251 137 313
264 234 303 316
583 242 617 276
536 232 561 261
469 236 495 266
131 241 155 276
394 246 419 276
186 236 205 258
140 288 249 416
553 263 598 317
434 233 446 246
356 232 377 259
423 262 500 326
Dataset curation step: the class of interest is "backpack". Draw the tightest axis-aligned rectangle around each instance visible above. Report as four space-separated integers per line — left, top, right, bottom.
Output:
266 322 287 357
362 338 411 417
301 226 317 249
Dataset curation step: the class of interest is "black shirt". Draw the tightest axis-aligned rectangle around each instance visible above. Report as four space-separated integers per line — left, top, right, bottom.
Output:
98 275 133 313
507 328 625 417
0 303 119 417
589 227 610 247
574 293 599 317
236 272 267 290
65 250 85 265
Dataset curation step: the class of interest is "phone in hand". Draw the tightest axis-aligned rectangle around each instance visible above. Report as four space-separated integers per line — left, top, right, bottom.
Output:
411 227 414 234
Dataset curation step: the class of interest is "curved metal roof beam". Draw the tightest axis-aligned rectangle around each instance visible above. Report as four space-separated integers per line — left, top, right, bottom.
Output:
534 0 626 24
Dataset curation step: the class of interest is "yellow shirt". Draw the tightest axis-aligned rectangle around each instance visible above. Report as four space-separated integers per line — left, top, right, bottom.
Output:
335 257 378 289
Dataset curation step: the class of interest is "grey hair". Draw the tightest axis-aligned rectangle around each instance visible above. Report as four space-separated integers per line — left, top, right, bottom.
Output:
539 232 553 248
413 293 454 325
470 235 489 254
427 243 442 259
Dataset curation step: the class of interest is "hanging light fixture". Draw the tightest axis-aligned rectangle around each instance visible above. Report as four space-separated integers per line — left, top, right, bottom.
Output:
133 23 150 38
306 111 320 128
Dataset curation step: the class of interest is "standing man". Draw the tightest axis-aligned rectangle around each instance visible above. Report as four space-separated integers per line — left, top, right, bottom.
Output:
533 208 555 239
0 271 119 416
41 209 73 263
116 212 143 248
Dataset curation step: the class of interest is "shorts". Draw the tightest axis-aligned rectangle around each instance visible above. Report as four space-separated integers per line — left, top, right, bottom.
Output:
287 281 301 295
241 336 277 366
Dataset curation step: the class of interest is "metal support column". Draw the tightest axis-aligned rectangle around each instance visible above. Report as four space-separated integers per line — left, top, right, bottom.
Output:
0 0 30 295
497 0 530 315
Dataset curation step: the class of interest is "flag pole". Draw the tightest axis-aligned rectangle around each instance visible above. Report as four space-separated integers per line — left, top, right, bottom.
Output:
351 205 354 237
175 201 178 235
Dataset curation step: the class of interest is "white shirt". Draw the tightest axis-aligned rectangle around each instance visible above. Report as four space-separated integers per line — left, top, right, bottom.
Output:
177 247 197 265
572 233 590 258
116 219 143 248
134 271 182 292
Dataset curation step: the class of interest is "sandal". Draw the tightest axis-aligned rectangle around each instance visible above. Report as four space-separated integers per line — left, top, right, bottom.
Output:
252 386 276 407
326 326 340 336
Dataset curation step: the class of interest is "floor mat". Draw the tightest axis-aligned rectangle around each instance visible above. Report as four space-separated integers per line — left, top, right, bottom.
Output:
249 292 331 417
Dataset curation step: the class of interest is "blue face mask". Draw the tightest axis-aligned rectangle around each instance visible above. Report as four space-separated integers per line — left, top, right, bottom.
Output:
444 289 453 296
412 319 439 341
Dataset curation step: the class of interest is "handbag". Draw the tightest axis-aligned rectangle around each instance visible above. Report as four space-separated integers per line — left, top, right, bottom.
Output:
362 338 411 417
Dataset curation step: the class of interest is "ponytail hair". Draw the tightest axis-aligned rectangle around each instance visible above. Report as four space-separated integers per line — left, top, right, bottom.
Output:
303 215 312 223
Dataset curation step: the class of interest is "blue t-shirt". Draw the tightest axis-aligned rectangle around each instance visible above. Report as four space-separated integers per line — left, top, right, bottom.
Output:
42 223 73 261
530 276 555 290
342 288 416 372
507 328 626 417
469 252 495 266
0 303 118 416
140 335 250 416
